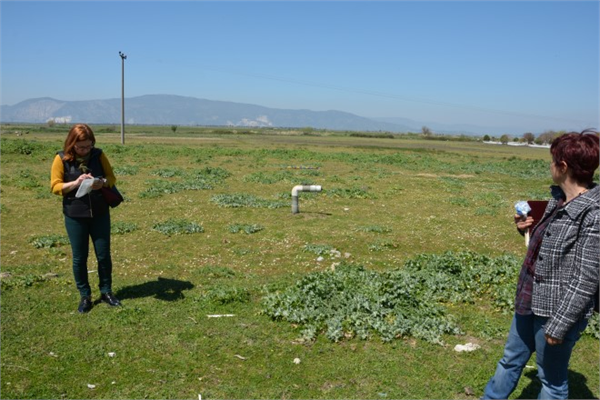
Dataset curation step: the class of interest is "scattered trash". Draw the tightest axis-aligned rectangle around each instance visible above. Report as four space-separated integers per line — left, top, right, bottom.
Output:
87 384 96 389
108 352 116 357
464 386 475 396
49 352 58 358
111 381 116 385
317 256 324 262
293 358 301 364
207 314 235 318
454 343 481 352
234 354 247 360
525 365 535 369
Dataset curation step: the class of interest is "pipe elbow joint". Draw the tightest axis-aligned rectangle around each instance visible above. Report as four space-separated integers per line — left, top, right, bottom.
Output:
291 185 322 196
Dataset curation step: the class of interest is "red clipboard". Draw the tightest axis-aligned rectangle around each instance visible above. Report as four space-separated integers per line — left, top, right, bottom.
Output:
527 200 549 230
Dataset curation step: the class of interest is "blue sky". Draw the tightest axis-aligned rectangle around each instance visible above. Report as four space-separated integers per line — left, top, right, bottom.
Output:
1 1 599 134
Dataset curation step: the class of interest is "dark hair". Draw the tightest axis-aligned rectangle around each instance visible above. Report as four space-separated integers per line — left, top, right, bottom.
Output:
550 129 599 185
62 124 96 162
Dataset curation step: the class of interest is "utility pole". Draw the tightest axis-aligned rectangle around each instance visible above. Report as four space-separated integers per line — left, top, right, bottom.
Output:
119 51 127 145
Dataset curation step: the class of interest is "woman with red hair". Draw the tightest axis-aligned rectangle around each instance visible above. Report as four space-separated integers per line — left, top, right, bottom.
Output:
483 129 599 399
50 124 121 313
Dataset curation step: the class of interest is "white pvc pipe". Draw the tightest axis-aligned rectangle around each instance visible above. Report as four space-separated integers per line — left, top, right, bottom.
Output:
292 185 322 213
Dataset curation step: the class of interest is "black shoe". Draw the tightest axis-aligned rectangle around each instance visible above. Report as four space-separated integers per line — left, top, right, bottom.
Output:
78 296 93 313
101 292 121 307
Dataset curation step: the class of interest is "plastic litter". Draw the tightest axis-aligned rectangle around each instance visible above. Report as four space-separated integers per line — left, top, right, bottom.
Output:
515 201 531 216
453 343 481 352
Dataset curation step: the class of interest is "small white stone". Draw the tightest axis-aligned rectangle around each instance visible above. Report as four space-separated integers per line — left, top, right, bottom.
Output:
293 358 301 364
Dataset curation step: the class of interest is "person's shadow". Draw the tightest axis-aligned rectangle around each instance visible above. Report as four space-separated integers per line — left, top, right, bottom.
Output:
114 277 194 301
516 369 598 399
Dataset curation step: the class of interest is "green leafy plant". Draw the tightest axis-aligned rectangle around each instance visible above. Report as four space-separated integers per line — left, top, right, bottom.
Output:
29 234 70 249
368 239 398 252
303 244 334 256
325 187 375 199
355 225 392 233
113 165 139 175
262 262 462 344
151 167 184 178
210 193 287 209
1 273 54 290
262 251 521 344
152 219 204 236
111 221 138 235
228 224 264 234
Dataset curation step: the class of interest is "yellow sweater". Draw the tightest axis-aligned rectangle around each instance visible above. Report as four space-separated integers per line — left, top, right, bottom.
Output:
50 152 117 196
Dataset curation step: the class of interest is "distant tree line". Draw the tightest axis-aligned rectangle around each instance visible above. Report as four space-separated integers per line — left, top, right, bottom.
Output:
482 130 590 145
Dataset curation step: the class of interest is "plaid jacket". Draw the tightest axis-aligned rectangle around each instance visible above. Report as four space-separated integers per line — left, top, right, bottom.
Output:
531 184 599 340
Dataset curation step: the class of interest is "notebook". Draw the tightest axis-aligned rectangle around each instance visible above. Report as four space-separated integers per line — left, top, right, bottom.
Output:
527 200 549 230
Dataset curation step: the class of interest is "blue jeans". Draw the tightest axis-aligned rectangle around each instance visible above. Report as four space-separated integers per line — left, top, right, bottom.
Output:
64 212 113 297
483 313 588 399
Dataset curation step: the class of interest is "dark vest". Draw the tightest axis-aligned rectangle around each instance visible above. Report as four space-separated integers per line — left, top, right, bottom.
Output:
59 148 109 218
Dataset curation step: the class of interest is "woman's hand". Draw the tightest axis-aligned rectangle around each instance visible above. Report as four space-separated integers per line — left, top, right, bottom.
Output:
545 334 563 346
91 178 105 190
514 214 534 231
75 173 93 186
62 173 93 194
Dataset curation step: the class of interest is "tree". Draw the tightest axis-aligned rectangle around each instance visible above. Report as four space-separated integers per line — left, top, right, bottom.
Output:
523 132 535 144
483 134 491 142
421 126 432 137
537 130 561 145
500 134 510 145
171 125 178 133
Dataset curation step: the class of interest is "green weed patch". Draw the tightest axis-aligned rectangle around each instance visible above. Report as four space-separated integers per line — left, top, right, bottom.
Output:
262 251 521 344
210 193 287 208
355 225 392 233
326 187 375 199
111 221 138 235
152 219 204 235
228 224 264 234
28 234 69 249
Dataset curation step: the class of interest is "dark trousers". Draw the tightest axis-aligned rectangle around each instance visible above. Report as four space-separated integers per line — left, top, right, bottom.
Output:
64 212 112 297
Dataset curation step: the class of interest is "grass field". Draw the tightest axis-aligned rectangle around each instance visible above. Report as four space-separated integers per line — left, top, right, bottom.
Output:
1 125 598 399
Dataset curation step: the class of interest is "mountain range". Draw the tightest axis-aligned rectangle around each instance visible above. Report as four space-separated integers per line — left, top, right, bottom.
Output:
1 94 488 135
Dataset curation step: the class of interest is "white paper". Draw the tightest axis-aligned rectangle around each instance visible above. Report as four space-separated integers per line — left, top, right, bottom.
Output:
75 178 94 198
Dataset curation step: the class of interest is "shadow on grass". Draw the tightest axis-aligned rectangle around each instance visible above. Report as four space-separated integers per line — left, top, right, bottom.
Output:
115 277 194 301
516 369 597 399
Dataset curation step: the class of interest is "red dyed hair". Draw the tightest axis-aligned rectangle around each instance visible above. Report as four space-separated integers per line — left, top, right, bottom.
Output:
550 129 599 185
62 124 96 162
